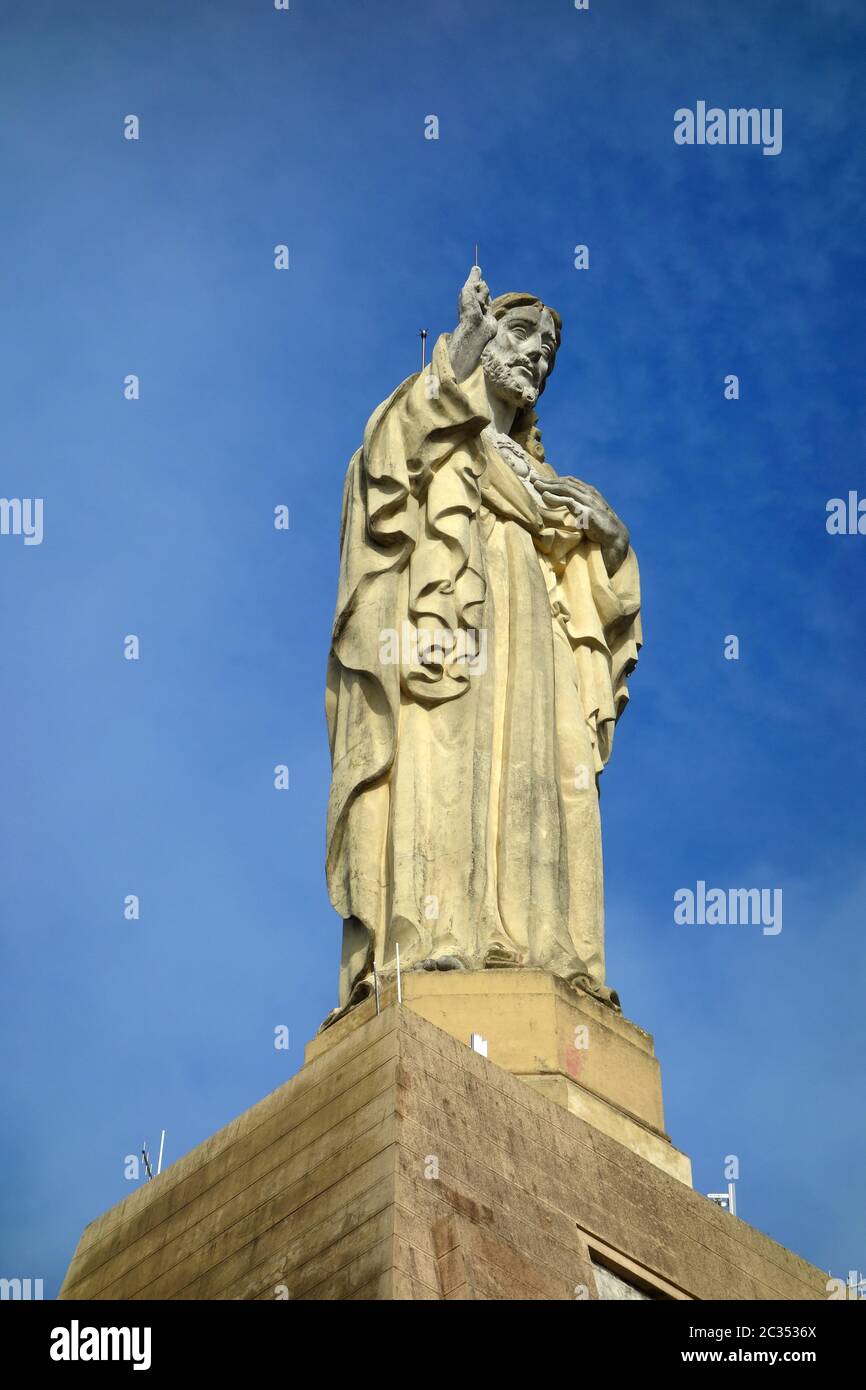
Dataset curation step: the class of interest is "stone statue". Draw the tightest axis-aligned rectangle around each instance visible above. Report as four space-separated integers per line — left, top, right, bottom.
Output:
323 267 641 1026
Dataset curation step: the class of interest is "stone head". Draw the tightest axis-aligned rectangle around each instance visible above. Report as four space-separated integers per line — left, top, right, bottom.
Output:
481 293 562 410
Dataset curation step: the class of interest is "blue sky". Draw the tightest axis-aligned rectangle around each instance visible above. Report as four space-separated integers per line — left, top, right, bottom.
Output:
1 0 864 1296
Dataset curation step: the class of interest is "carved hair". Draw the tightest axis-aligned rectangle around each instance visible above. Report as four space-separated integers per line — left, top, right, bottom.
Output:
490 292 562 465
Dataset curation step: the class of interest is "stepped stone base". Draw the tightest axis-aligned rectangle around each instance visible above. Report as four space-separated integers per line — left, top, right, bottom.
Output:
308 970 691 1185
60 1004 826 1300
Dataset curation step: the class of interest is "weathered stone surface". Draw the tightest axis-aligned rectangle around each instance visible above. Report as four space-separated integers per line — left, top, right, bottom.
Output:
60 1006 826 1301
307 970 691 1184
325 267 641 1020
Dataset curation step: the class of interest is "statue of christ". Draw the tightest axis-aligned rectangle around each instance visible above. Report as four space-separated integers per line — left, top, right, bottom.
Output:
324 267 641 1025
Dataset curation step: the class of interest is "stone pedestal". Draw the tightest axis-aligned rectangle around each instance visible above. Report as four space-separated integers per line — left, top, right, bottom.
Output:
306 970 691 1185
60 1003 826 1301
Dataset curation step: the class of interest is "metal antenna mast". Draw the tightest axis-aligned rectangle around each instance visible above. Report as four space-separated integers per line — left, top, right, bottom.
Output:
141 1142 154 1182
141 1129 166 1182
707 1180 737 1217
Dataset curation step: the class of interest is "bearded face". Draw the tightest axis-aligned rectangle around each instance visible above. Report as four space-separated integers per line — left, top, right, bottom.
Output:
481 303 558 411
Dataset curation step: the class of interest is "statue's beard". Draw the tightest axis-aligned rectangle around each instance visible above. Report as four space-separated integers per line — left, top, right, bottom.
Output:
481 342 539 410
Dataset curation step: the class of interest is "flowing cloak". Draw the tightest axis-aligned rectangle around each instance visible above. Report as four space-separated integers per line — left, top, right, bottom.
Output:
325 333 642 1007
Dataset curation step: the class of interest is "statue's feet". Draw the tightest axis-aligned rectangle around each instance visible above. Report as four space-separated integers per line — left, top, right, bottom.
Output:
317 976 375 1033
413 955 467 972
483 944 522 969
570 973 622 1014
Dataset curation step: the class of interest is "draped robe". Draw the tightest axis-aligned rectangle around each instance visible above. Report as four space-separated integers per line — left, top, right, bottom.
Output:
325 333 642 1009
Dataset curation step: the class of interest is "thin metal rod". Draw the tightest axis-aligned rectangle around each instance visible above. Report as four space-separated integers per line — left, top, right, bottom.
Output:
373 965 381 1016
395 943 403 1004
157 1129 166 1176
419 328 427 370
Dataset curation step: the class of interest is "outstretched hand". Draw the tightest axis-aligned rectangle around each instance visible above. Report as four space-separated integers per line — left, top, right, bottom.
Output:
457 266 498 339
449 265 499 383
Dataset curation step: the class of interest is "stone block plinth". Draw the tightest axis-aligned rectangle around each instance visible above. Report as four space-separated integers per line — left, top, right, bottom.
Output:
306 970 690 1185
60 1005 826 1301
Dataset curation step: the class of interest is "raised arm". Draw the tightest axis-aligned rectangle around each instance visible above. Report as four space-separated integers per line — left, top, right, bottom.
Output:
448 266 499 383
